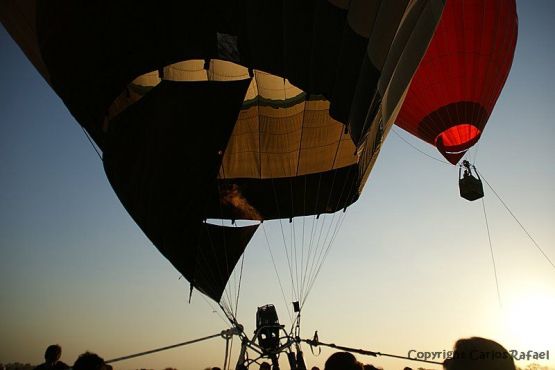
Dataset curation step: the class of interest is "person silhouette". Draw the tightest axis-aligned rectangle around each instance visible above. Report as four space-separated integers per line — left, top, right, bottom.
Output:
443 337 515 370
73 352 110 370
34 345 69 370
324 352 363 370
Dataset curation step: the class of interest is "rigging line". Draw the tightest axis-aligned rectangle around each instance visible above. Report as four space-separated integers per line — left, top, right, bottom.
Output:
303 211 348 308
293 211 300 302
391 128 451 165
221 299 235 325
294 99 310 305
304 213 331 301
299 223 309 302
309 213 335 285
303 162 354 303
301 126 347 301
304 188 345 300
290 182 300 302
317 211 342 269
302 217 337 307
234 252 246 319
304 170 326 292
295 94 309 305
301 214 319 303
262 223 294 324
300 180 307 302
303 204 331 302
477 170 555 270
273 180 298 301
304 206 321 289
303 211 344 306
214 225 236 313
229 231 241 319
303 129 345 300
303 166 355 307
201 294 230 326
481 198 502 307
218 302 238 328
227 240 237 319
105 332 224 363
281 216 298 302
80 125 102 161
281 76 302 303
229 224 238 318
302 338 443 366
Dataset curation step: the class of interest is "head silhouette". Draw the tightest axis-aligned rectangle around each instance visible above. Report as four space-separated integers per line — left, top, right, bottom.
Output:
44 345 62 364
73 352 107 370
324 352 363 370
443 337 515 370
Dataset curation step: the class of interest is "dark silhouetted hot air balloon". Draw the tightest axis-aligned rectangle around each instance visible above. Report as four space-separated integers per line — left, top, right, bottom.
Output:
396 0 518 164
0 0 444 307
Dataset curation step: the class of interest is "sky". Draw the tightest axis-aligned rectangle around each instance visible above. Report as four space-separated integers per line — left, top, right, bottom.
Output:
1 1 554 370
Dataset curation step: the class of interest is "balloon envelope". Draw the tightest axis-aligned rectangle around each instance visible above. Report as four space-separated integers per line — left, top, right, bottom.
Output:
396 0 518 164
1 0 444 302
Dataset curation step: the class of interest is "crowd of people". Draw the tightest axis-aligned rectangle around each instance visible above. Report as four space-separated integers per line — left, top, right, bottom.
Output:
34 337 516 370
316 337 516 370
32 346 111 370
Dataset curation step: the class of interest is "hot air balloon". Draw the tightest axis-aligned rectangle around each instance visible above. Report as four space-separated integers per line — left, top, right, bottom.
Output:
396 0 518 165
0 0 445 366
0 0 444 303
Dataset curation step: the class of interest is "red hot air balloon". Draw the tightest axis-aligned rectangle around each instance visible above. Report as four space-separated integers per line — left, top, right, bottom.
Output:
396 0 518 164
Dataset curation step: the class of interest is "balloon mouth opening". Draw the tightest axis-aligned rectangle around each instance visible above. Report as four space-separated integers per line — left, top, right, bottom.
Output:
205 218 261 227
434 124 482 164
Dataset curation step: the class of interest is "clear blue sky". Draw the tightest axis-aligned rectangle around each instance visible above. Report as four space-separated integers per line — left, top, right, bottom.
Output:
1 1 554 369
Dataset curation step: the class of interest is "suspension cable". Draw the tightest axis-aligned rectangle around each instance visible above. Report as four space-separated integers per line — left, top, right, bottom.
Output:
391 128 451 165
105 331 228 364
302 337 443 366
262 223 294 324
477 170 555 270
302 210 348 308
234 252 247 318
200 290 230 326
481 197 502 307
